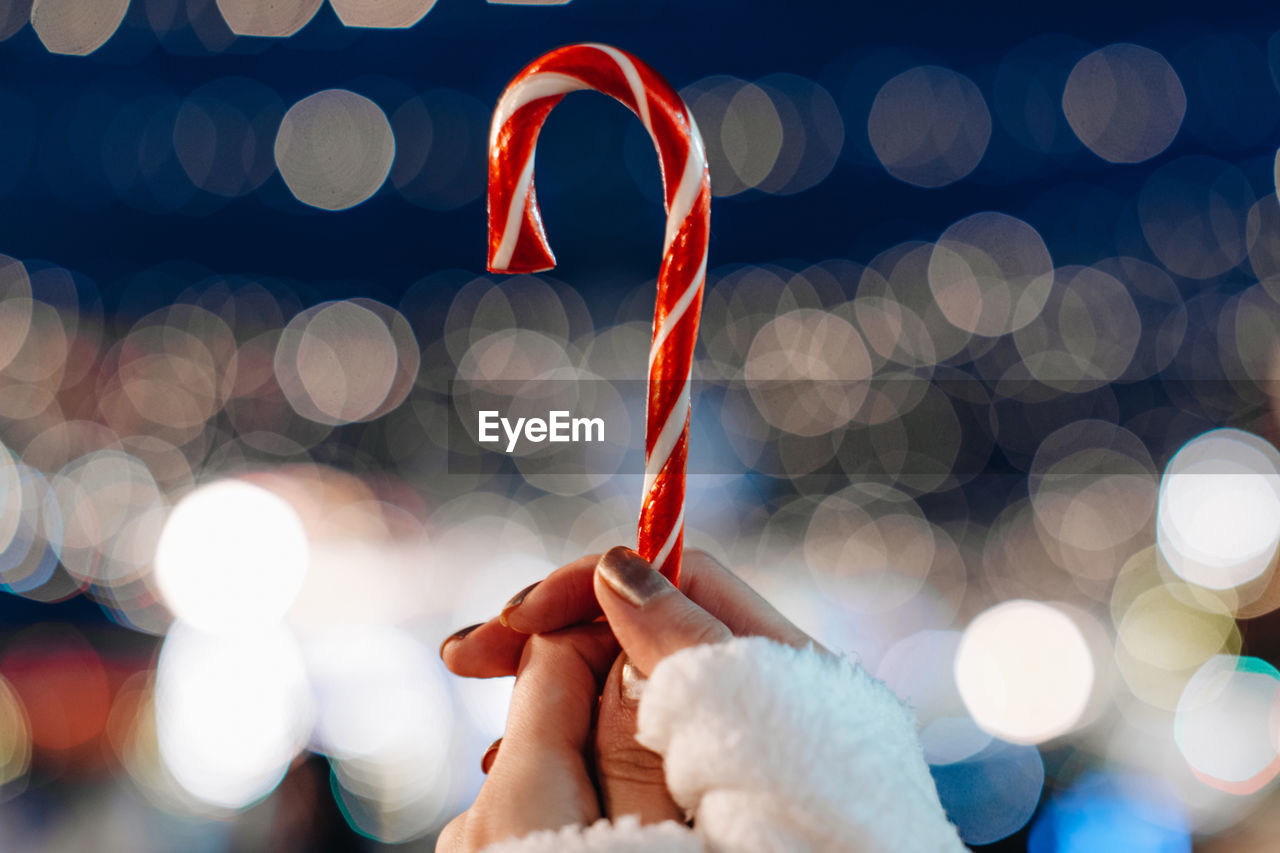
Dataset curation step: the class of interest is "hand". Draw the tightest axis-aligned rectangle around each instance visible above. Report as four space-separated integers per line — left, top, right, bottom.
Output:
439 548 819 847
435 621 618 851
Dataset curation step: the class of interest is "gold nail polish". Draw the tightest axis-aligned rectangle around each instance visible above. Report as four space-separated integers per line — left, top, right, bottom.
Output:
480 738 502 774
438 623 482 658
596 546 669 607
620 656 647 705
499 581 539 626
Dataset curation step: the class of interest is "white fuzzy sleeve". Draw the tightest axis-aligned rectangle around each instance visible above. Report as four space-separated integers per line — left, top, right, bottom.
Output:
478 816 702 853
481 637 963 853
635 636 965 853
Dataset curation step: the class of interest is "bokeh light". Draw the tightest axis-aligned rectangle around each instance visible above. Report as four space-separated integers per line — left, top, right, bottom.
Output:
0 674 30 795
1174 655 1280 795
155 623 313 809
931 738 1045 845
955 600 1095 744
154 479 308 635
1028 773 1190 853
0 255 32 375
1063 43 1186 163
868 65 990 188
1140 156 1253 279
274 89 396 211
275 299 418 425
0 0 31 41
928 212 1053 337
173 79 284 198
330 0 437 29
1157 429 1280 592
30 0 129 56
215 0 322 37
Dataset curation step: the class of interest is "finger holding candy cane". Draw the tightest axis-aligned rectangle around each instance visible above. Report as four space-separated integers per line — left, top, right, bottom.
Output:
487 44 711 585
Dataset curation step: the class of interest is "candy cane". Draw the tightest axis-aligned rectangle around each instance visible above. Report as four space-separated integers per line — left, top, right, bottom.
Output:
487 44 710 584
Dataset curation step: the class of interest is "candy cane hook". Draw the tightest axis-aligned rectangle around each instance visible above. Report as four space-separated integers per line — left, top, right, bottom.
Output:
487 44 711 584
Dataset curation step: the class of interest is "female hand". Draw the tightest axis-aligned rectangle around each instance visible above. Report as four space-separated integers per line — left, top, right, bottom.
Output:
439 547 819 845
435 620 619 851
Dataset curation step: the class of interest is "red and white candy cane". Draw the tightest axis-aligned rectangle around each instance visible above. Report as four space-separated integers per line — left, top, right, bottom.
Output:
487 44 710 584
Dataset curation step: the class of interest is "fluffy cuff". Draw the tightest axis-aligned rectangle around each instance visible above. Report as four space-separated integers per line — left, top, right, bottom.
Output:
478 816 700 853
636 636 965 853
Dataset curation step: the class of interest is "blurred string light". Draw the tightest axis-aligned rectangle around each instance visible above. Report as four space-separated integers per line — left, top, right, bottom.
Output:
928 212 1053 338
878 630 992 765
275 299 418 425
0 626 109 760
154 479 308 635
146 0 237 55
1140 156 1254 280
1111 551 1243 711
931 738 1045 845
155 623 313 810
1013 265 1141 393
1028 773 1191 853
274 89 395 211
867 65 990 188
1174 655 1280 796
173 78 284 198
0 464 67 600
390 89 489 210
1062 43 1186 163
306 625 454 841
214 0 321 37
990 34 1087 167
30 0 129 56
0 256 32 375
0 0 30 41
1028 420 1158 601
955 599 1095 744
0 674 31 798
1157 429 1280 593
675 74 843 197
329 0 437 29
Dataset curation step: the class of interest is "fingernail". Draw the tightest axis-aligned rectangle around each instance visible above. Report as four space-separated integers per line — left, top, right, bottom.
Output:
499 581 539 626
480 738 501 774
620 656 647 705
596 546 668 607
438 623 482 658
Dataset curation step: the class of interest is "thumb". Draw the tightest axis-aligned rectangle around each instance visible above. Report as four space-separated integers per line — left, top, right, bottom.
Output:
594 546 732 676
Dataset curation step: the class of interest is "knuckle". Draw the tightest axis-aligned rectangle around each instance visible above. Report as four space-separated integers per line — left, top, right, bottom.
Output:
597 740 665 784
672 607 729 647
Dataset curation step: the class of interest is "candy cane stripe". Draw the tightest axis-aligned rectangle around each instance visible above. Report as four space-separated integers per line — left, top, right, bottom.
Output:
491 154 537 271
644 374 691 493
649 254 707 370
652 504 685 572
589 44 653 133
490 72 589 145
487 44 710 584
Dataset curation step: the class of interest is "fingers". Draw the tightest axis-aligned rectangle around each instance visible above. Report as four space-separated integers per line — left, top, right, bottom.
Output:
593 546 732 677
593 654 683 824
436 812 467 852
460 623 619 849
439 619 528 678
500 554 601 634
443 548 819 679
502 549 815 650
440 555 602 679
680 550 818 651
